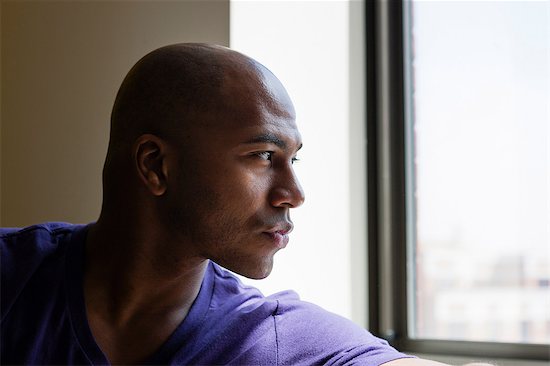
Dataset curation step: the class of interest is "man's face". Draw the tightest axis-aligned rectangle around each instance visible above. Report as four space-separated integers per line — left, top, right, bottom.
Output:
164 67 305 279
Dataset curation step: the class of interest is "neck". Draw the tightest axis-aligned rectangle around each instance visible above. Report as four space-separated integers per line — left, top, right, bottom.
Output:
83 216 208 364
84 216 207 324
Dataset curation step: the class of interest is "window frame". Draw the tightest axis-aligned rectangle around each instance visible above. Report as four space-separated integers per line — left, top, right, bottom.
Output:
365 0 550 360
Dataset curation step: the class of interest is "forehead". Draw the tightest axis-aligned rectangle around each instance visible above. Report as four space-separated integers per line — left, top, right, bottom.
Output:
174 55 302 152
219 60 295 118
202 61 299 141
195 106 302 152
180 102 301 159
235 114 302 148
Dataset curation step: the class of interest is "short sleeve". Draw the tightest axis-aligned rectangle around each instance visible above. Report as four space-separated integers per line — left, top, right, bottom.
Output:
272 294 412 366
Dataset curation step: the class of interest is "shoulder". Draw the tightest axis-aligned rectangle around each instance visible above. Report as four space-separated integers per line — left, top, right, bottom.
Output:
1 222 82 266
1 221 81 258
207 264 411 365
270 294 411 365
1 221 80 242
1 222 86 319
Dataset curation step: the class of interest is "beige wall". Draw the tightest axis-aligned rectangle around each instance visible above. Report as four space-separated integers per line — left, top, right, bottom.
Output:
0 1 2 225
1 0 229 227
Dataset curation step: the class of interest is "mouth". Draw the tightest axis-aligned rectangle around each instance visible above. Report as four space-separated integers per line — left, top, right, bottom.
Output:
263 231 290 249
262 223 293 249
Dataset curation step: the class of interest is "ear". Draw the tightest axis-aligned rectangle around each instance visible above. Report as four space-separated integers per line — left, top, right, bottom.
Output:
134 134 169 196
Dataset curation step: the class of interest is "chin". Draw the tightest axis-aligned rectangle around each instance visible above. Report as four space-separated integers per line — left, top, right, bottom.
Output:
245 268 272 280
219 257 274 280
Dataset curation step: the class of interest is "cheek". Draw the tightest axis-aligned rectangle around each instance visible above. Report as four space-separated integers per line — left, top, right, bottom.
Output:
213 164 270 201
206 172 272 235
235 173 271 214
170 152 272 229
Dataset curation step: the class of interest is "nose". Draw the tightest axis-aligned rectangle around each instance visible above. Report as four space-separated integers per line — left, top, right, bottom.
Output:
269 166 305 208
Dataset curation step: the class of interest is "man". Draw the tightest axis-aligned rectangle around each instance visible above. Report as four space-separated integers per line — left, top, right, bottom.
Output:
1 44 491 365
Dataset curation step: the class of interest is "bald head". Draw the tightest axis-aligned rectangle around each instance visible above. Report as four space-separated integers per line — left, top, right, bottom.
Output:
109 43 289 147
102 43 296 210
97 44 303 279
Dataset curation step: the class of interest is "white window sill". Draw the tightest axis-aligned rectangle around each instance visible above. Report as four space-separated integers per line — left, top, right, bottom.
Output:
414 353 549 366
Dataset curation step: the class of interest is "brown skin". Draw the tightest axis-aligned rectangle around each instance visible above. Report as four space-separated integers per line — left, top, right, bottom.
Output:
85 44 304 364
84 44 492 365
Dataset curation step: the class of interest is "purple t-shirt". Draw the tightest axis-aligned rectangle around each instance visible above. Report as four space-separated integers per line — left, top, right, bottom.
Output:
1 223 411 365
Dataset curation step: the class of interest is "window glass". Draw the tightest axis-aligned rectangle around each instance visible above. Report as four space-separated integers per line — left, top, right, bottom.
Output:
230 0 367 324
406 0 549 344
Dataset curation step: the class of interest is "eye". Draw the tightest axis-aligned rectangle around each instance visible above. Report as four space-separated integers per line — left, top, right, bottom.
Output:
256 151 273 161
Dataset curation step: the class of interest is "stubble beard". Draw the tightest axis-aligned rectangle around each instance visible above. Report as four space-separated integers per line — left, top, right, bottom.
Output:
166 185 274 279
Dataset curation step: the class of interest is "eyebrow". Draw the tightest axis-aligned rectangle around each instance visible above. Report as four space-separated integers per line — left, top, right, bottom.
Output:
242 133 303 152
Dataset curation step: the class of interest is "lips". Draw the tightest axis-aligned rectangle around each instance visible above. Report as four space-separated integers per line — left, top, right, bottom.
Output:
264 222 293 235
263 231 290 249
263 222 293 249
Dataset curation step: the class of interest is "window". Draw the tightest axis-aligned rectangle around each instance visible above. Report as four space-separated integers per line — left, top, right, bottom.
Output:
367 0 549 360
230 0 368 325
230 0 548 361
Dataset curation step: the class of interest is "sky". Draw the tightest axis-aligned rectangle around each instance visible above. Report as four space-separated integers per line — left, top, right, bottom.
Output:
411 1 549 255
